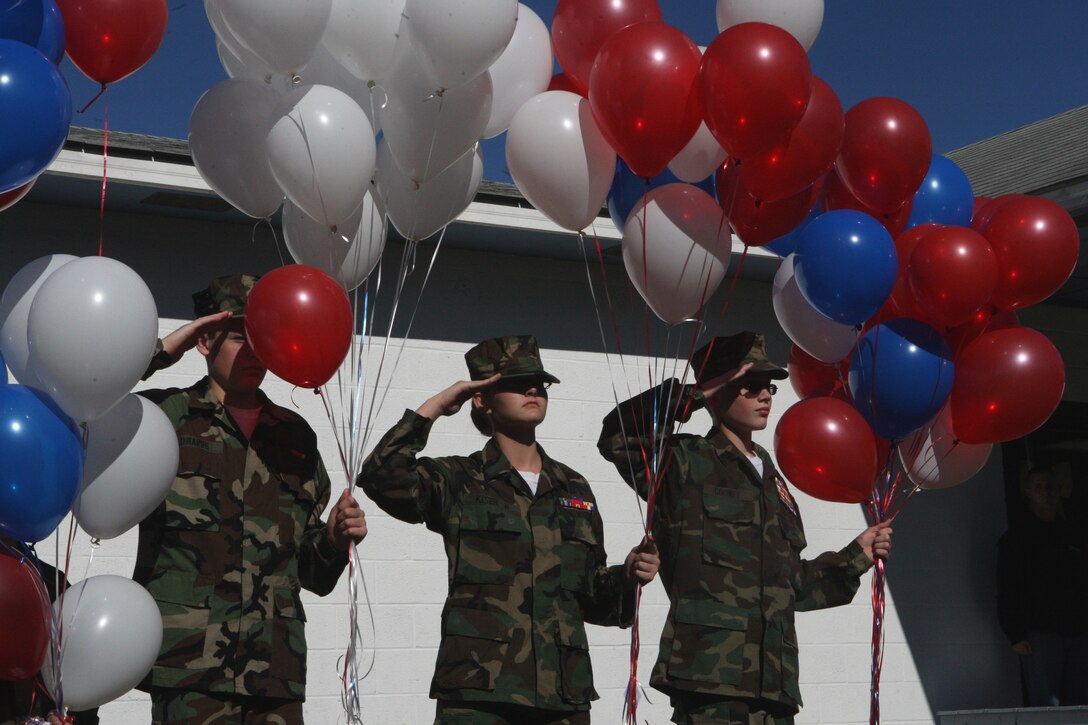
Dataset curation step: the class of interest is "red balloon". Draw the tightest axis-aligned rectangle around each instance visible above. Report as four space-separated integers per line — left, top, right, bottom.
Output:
0 551 50 681
950 327 1065 444
244 265 354 389
551 0 662 96
698 22 812 161
970 196 991 228
836 97 932 214
54 0 168 84
969 193 1027 234
740 76 844 202
982 196 1080 311
823 168 912 238
547 72 584 97
716 158 823 246
787 344 842 399
944 308 1019 359
774 396 878 503
878 223 942 321
588 22 703 178
909 226 998 328
0 179 35 212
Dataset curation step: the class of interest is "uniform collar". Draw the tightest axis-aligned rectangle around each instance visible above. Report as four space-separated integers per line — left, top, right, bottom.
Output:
705 425 769 477
480 438 567 496
187 377 280 425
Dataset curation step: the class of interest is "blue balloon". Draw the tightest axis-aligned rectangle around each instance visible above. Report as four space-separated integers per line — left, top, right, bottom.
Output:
0 384 85 543
763 200 821 257
1 348 6 383
794 210 898 324
0 0 61 64
0 39 71 191
607 159 716 233
849 318 954 441
905 155 974 229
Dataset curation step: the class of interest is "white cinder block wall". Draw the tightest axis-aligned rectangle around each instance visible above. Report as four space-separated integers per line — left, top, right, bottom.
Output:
7 200 1082 723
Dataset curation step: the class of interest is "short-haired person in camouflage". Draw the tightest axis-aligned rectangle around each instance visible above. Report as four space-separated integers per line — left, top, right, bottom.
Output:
598 331 892 724
134 274 369 724
359 335 660 725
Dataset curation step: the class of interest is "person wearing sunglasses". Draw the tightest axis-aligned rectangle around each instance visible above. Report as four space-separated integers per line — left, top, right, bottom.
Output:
597 331 891 724
359 335 659 725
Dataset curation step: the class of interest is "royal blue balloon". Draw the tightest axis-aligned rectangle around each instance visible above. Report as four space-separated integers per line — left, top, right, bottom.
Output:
905 154 974 229
0 384 85 543
607 159 716 233
0 348 7 383
35 0 64 65
0 39 71 191
849 318 954 440
0 0 42 47
763 200 821 257
794 209 898 324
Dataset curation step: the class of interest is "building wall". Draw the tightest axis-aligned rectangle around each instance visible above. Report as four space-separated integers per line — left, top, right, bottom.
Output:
4 198 1085 723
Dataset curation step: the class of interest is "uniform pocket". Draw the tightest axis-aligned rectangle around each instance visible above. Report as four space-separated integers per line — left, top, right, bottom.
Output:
454 505 529 585
434 608 513 693
558 509 598 593
148 572 216 669
701 486 756 570
166 447 220 531
557 618 596 705
666 598 749 685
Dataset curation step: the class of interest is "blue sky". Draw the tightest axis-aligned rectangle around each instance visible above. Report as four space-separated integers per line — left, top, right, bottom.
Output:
63 0 1087 183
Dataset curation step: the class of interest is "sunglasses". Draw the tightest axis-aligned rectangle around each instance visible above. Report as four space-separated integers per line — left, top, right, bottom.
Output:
730 381 778 397
493 377 552 393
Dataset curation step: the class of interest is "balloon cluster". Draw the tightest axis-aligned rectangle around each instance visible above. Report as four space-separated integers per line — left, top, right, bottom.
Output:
0 0 168 210
0 256 167 707
773 180 1076 504
194 0 557 288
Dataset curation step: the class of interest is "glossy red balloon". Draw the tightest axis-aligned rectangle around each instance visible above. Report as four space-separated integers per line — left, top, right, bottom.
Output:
551 0 662 96
909 226 998 328
944 308 1019 359
787 344 842 399
969 193 1027 233
0 179 35 212
836 97 932 214
823 168 912 238
970 196 991 228
716 159 823 246
698 22 812 161
0 551 50 681
774 396 877 503
950 327 1065 444
589 22 703 178
54 0 167 84
982 196 1080 311
244 265 354 389
878 223 942 321
740 76 844 202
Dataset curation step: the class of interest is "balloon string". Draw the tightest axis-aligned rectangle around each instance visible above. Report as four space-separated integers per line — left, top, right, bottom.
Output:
77 83 107 115
96 87 110 257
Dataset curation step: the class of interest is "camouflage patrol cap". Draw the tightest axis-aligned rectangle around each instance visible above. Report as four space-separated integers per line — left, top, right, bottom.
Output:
692 331 788 387
192 273 260 317
464 335 560 384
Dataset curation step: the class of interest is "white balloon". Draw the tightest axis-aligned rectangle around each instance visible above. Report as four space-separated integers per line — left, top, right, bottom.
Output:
716 0 824 52
899 402 993 490
0 254 77 389
73 395 179 539
622 184 731 326
382 32 492 183
373 141 483 242
283 195 386 290
668 121 728 183
300 43 382 131
772 254 858 362
26 257 158 423
266 84 377 228
405 0 518 90
481 3 553 139
189 77 285 219
506 91 616 232
321 0 405 83
208 0 332 74
43 575 163 711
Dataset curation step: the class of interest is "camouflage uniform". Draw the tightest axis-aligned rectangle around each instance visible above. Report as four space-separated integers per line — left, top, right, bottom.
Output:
597 333 872 723
134 274 347 707
358 336 633 719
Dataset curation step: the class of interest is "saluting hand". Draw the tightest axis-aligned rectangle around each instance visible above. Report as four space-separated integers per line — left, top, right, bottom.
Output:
625 538 661 587
326 489 368 552
161 310 234 363
416 374 502 420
